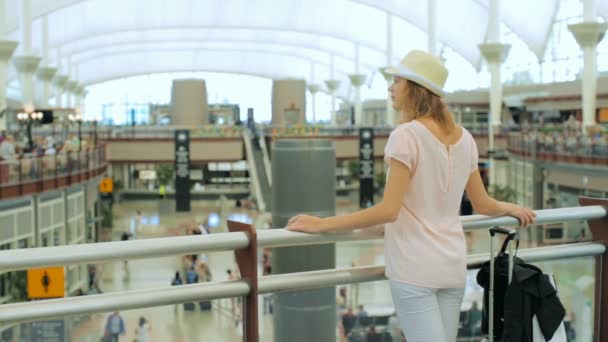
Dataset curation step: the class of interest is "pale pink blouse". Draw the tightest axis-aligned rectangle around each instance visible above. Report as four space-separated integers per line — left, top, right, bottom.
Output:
383 120 478 288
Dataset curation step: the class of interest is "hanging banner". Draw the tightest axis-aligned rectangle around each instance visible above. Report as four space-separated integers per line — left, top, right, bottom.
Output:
175 130 191 212
359 128 375 208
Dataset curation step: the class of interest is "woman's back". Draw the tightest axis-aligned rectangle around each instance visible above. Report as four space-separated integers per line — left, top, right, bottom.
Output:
383 120 478 288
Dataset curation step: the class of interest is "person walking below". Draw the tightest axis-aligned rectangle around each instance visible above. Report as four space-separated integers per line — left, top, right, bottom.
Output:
104 311 125 342
286 50 536 342
135 316 151 342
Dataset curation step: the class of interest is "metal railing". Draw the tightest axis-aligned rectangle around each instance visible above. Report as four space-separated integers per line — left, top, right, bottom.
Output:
508 132 608 162
0 204 606 340
0 146 107 189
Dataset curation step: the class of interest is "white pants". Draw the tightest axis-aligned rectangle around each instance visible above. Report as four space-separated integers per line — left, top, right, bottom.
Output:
390 280 464 342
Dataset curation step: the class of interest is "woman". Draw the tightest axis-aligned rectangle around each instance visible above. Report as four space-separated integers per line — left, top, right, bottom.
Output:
286 50 535 341
135 316 151 342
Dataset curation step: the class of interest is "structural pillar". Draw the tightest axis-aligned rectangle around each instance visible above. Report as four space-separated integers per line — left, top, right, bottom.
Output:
325 80 340 125
427 0 438 55
37 66 57 107
479 44 509 186
383 11 395 126
348 74 366 126
14 56 41 107
272 139 336 342
379 68 394 125
170 79 208 126
0 41 18 130
306 84 320 124
568 16 607 132
53 74 68 108
66 80 78 109
478 0 510 187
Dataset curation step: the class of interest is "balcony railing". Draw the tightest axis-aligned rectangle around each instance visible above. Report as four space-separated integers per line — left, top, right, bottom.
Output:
0 201 606 341
508 132 608 165
0 146 107 200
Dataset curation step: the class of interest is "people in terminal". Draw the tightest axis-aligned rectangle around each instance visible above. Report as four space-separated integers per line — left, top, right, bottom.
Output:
135 316 151 342
287 50 536 342
104 311 126 342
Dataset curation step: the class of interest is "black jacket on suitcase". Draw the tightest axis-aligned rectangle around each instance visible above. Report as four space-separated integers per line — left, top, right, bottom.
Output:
477 256 566 341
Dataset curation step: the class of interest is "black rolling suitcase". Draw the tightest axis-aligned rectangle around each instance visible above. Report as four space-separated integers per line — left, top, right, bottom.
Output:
477 227 519 341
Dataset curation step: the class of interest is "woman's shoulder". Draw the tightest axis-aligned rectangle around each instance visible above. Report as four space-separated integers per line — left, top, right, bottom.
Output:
389 121 418 137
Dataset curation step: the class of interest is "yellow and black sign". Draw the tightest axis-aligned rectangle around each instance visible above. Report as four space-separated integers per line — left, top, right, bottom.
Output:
99 177 114 193
27 267 65 299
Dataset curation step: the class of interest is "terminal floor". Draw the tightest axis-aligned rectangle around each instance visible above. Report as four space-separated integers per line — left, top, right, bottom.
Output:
68 199 596 341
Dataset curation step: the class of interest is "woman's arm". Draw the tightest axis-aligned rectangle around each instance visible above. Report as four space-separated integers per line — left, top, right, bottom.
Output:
465 170 536 227
287 159 411 233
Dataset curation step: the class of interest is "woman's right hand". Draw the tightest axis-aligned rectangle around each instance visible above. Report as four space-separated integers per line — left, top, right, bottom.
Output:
504 203 536 228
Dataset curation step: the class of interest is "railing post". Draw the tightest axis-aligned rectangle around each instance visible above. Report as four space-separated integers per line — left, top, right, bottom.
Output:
579 197 608 341
227 220 259 342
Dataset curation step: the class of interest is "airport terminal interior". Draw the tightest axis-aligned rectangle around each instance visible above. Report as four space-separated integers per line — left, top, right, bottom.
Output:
0 0 608 341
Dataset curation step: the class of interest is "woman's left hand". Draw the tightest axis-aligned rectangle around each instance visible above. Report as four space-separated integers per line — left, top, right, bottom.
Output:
286 214 327 233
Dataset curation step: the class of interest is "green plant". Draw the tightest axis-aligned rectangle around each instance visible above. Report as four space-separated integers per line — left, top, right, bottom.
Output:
347 160 359 182
10 271 27 301
100 204 113 228
489 184 517 203
156 164 174 186
374 170 386 194
113 179 123 192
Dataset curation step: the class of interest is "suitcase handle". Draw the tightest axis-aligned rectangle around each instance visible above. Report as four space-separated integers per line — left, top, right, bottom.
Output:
489 227 517 237
489 226 520 255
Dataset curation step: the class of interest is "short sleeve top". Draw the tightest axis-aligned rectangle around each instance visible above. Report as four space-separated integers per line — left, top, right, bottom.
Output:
383 120 478 288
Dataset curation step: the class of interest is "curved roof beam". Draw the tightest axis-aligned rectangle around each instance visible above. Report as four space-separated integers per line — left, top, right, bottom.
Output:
44 26 385 58
68 47 355 79
61 40 378 73
55 50 354 97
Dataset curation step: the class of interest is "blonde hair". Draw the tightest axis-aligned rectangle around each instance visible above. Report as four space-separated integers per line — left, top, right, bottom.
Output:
400 80 455 133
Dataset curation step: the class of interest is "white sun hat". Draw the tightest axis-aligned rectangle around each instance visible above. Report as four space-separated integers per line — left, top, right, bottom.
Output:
384 50 448 97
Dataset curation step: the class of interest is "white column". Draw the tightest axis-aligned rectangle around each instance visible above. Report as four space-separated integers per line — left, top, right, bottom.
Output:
36 14 56 107
348 74 366 126
427 0 438 55
0 41 18 130
53 74 68 108
14 56 40 106
306 84 320 124
382 11 394 126
14 0 40 107
479 0 510 187
325 80 340 125
37 67 56 107
67 80 78 108
568 0 607 133
326 54 339 125
379 68 394 126
18 0 32 55
349 44 366 126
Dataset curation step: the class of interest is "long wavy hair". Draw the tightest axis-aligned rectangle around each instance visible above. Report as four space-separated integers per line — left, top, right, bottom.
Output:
399 80 455 133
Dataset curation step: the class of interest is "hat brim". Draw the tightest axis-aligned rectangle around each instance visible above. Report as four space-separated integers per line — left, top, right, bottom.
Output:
384 65 445 97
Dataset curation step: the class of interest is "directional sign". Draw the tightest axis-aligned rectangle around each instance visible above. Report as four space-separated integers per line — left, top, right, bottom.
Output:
27 267 65 299
359 128 375 208
99 177 114 193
